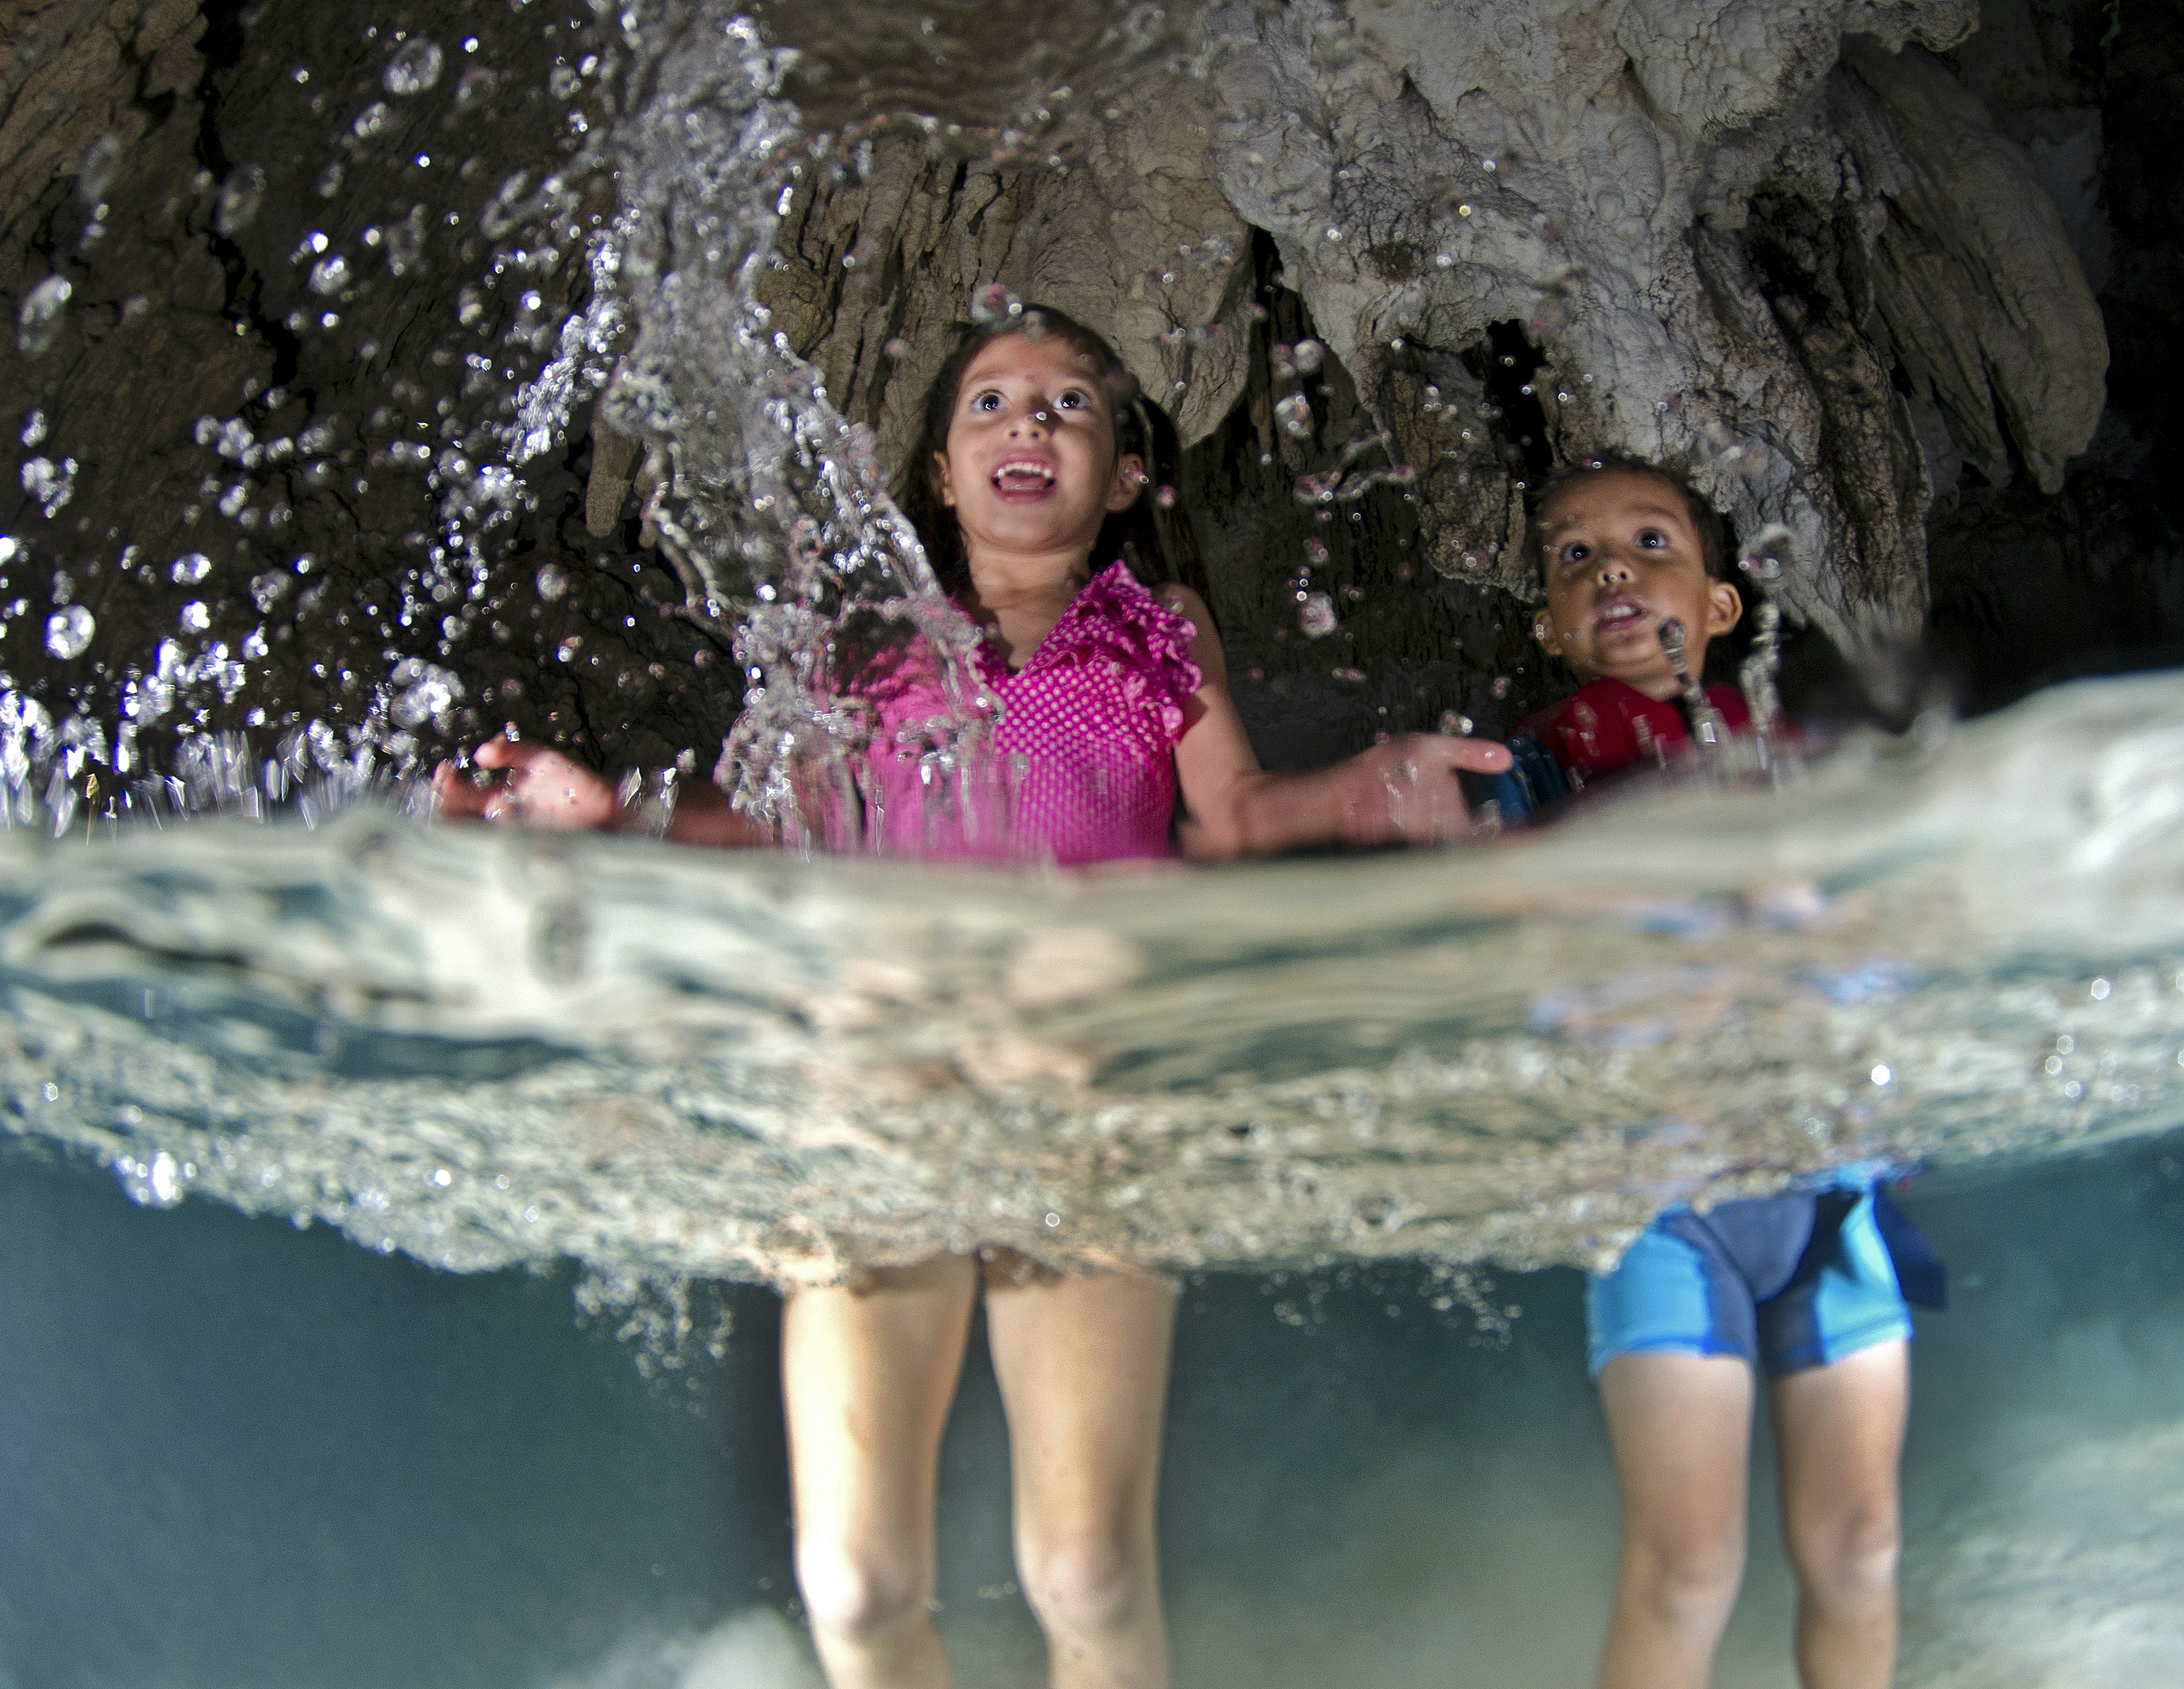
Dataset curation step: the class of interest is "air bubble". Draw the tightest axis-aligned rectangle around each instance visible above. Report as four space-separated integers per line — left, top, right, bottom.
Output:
44 605 93 659
215 165 267 235
1274 393 1313 439
308 254 351 296
16 275 71 356
1298 593 1338 638
171 553 212 583
383 38 445 96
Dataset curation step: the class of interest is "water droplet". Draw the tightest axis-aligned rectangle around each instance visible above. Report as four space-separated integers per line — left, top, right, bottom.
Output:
16 275 71 356
383 37 445 96
1298 593 1337 637
77 133 123 205
536 563 569 601
1302 537 1330 566
171 552 212 583
1438 711 1474 736
19 409 45 447
1292 340 1324 374
44 604 93 659
1480 156 1498 172
1871 1064 1892 1086
2090 977 2112 1001
308 254 351 296
1274 393 1313 439
352 101 392 139
214 164 267 235
179 601 211 632
1491 675 1512 698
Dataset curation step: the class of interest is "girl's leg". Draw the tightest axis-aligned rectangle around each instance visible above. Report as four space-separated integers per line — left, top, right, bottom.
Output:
1596 1352 1755 1689
984 1265 1177 1689
1770 1339 1908 1689
782 1257 981 1689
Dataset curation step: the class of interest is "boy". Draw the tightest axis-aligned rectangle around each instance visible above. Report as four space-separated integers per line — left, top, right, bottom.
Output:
1504 455 1938 1689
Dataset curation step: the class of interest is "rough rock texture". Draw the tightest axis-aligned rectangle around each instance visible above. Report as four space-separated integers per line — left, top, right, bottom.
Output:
1194 0 2109 669
0 0 2152 795
1922 0 2184 707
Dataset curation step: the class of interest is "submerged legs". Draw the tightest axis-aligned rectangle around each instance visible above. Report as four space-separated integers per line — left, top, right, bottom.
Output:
784 1257 980 1689
1772 1340 1908 1689
988 1267 1176 1689
780 1259 1176 1689
1596 1352 1755 1689
1595 1341 1909 1689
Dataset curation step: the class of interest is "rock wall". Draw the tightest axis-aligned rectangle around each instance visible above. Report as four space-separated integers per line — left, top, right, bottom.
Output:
0 0 2148 790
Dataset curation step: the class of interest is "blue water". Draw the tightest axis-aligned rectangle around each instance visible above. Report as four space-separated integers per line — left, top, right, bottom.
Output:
6 1125 2178 1688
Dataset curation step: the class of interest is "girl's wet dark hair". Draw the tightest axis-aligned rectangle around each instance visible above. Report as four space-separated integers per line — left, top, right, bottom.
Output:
892 305 1210 606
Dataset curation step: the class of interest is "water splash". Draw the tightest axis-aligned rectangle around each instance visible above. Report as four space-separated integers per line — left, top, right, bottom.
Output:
1 676 2181 1290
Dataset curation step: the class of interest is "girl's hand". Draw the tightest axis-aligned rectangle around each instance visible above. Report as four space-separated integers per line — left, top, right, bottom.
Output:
1325 732 1512 847
431 735 618 829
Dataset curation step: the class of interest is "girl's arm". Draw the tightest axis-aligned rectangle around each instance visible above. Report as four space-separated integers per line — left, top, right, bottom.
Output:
431 737 774 846
1160 586 1512 860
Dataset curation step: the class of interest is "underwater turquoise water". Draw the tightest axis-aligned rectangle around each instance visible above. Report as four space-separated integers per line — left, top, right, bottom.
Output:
3 1123 2178 1688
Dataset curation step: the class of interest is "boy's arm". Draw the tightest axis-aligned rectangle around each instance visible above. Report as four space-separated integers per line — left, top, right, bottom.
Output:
1160 586 1512 859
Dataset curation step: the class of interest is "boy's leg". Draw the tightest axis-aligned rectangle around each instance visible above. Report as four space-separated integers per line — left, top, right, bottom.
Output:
1596 1352 1755 1689
781 1256 982 1689
1770 1339 1908 1689
985 1264 1177 1689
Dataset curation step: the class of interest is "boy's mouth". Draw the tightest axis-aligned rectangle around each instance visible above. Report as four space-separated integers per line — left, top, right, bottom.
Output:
1594 595 1649 633
991 456 1057 499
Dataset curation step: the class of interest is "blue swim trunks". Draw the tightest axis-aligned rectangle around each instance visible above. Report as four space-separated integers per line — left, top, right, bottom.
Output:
1586 1183 1930 1378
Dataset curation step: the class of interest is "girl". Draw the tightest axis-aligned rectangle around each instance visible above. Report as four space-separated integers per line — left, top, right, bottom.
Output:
437 305 1509 1688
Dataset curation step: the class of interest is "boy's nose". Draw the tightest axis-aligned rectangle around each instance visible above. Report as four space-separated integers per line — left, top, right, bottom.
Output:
1595 550 1634 583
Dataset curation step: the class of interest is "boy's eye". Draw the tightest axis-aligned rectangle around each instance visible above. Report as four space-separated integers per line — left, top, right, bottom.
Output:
1636 527 1668 549
1558 541 1590 566
1054 388 1090 411
970 390 1004 413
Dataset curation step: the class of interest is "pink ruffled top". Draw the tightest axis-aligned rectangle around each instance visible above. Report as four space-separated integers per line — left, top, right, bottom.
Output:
861 562 1203 866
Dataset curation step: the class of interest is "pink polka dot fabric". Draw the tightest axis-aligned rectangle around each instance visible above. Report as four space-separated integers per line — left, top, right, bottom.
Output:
862 562 1203 866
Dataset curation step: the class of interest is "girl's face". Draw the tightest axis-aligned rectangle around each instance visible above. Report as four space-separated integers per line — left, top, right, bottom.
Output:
1532 468 1741 699
932 332 1144 570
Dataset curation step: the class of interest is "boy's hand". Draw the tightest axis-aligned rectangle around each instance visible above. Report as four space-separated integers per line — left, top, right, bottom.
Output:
1330 732 1512 846
431 735 618 829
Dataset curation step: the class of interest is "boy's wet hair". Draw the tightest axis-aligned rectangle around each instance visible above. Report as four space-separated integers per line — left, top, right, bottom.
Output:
1525 451 1734 584
893 303 1210 605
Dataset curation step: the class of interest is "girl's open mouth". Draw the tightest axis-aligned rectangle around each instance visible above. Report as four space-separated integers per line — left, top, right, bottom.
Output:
991 457 1057 499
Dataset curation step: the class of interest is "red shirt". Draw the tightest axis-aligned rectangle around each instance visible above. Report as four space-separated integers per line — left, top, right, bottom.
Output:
1518 676 1753 783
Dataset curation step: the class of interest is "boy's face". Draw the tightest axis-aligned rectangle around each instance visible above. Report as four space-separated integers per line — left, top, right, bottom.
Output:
1532 469 1742 701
